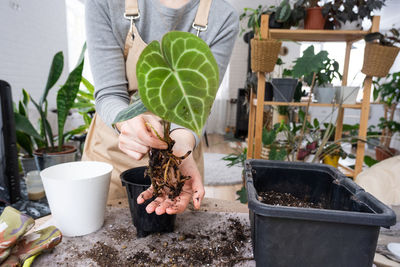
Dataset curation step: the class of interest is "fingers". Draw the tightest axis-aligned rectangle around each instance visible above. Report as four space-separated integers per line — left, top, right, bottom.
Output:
192 179 205 210
119 135 149 154
145 196 165 214
155 198 175 215
136 117 167 150
137 187 154 204
166 193 191 214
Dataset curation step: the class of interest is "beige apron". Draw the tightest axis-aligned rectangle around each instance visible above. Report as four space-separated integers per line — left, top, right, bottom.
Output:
82 0 212 202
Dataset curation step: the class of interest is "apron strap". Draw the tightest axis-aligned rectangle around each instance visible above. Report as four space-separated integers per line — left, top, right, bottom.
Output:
192 0 213 36
125 0 139 18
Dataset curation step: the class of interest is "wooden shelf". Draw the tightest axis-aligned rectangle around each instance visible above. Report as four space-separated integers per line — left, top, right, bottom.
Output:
338 164 355 178
270 29 369 42
253 100 362 109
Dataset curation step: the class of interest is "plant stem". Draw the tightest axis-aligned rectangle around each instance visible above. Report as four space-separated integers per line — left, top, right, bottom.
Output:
297 72 317 157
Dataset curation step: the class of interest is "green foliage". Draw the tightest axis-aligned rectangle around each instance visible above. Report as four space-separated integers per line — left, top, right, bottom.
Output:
269 147 287 161
114 32 219 135
222 148 247 168
275 0 291 23
23 44 86 152
291 45 334 86
378 118 400 134
57 46 85 149
114 98 148 126
365 27 400 47
239 5 270 38
364 155 379 167
236 186 248 204
373 71 400 106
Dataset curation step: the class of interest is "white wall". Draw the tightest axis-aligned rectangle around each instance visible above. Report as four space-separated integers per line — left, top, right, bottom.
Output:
0 0 70 105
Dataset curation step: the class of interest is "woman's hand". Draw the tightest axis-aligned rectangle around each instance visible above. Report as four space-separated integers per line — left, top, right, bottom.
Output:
136 129 205 215
117 113 168 160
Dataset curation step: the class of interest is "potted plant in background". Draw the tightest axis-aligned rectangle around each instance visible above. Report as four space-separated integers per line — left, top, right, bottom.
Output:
13 89 44 176
240 6 282 73
296 0 326 29
373 71 400 160
320 142 347 168
322 0 386 30
362 28 400 77
14 46 86 170
311 57 342 103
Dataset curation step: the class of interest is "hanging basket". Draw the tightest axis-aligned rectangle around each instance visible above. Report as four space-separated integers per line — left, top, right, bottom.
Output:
251 38 282 73
361 43 400 77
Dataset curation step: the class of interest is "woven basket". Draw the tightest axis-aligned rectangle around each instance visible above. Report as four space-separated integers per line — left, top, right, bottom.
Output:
362 43 400 77
251 38 282 73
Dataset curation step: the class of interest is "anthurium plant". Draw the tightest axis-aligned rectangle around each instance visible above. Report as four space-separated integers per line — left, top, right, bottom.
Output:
114 31 219 199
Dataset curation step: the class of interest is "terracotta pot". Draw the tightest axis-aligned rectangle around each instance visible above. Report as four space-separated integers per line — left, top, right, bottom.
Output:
375 147 398 161
304 7 326 30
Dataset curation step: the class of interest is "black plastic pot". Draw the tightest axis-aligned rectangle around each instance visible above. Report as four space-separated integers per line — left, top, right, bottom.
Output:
120 167 176 238
245 160 396 267
271 78 298 102
264 82 273 101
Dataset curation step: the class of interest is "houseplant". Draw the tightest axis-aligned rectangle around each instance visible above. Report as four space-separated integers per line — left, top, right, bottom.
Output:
362 27 400 77
240 6 281 73
373 71 400 160
14 46 86 170
13 89 44 175
295 0 326 29
310 56 342 103
113 31 219 233
322 0 386 30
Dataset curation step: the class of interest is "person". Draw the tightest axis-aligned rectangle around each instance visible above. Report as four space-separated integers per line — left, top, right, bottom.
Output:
83 0 239 215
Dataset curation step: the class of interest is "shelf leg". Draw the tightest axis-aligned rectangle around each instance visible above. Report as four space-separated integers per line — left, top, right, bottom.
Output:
254 72 266 159
355 76 372 177
247 89 256 159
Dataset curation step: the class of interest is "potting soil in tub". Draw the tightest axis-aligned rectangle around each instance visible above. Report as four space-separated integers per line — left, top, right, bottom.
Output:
245 160 396 267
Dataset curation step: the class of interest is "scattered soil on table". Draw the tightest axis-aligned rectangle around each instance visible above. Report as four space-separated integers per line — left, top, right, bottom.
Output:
106 226 134 242
259 190 325 209
76 217 252 266
79 241 125 267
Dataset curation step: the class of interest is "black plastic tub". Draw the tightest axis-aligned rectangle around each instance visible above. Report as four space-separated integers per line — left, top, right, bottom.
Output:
245 160 396 267
121 167 176 238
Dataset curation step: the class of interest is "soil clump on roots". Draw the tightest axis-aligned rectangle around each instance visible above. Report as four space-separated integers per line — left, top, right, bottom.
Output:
145 122 191 199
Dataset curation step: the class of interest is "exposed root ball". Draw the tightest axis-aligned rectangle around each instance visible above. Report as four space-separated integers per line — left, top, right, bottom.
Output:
144 122 191 199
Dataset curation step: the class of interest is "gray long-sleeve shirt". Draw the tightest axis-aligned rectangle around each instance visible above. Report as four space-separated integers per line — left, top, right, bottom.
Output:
85 0 239 144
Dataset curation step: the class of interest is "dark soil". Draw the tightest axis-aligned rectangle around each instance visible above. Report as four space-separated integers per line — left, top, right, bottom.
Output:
78 217 252 266
145 122 191 200
259 190 325 209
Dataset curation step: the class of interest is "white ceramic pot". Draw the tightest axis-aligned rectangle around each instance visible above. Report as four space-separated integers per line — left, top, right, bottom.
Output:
335 86 359 104
40 161 113 237
314 85 335 103
339 20 362 30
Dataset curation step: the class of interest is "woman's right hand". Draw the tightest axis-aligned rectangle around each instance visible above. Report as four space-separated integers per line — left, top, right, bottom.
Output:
116 113 168 160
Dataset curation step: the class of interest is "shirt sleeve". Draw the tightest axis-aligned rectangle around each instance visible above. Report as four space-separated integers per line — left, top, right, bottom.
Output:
85 0 130 127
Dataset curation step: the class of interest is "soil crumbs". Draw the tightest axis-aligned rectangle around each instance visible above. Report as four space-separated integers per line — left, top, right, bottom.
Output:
78 217 251 267
259 190 325 209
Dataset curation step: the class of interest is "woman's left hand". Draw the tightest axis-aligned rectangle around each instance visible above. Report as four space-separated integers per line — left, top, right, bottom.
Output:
136 129 205 215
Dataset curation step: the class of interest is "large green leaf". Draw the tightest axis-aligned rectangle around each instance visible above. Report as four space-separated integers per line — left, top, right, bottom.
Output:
292 45 329 84
136 31 219 135
14 112 43 140
41 51 64 105
16 132 33 156
81 76 94 95
57 58 84 149
113 99 148 125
